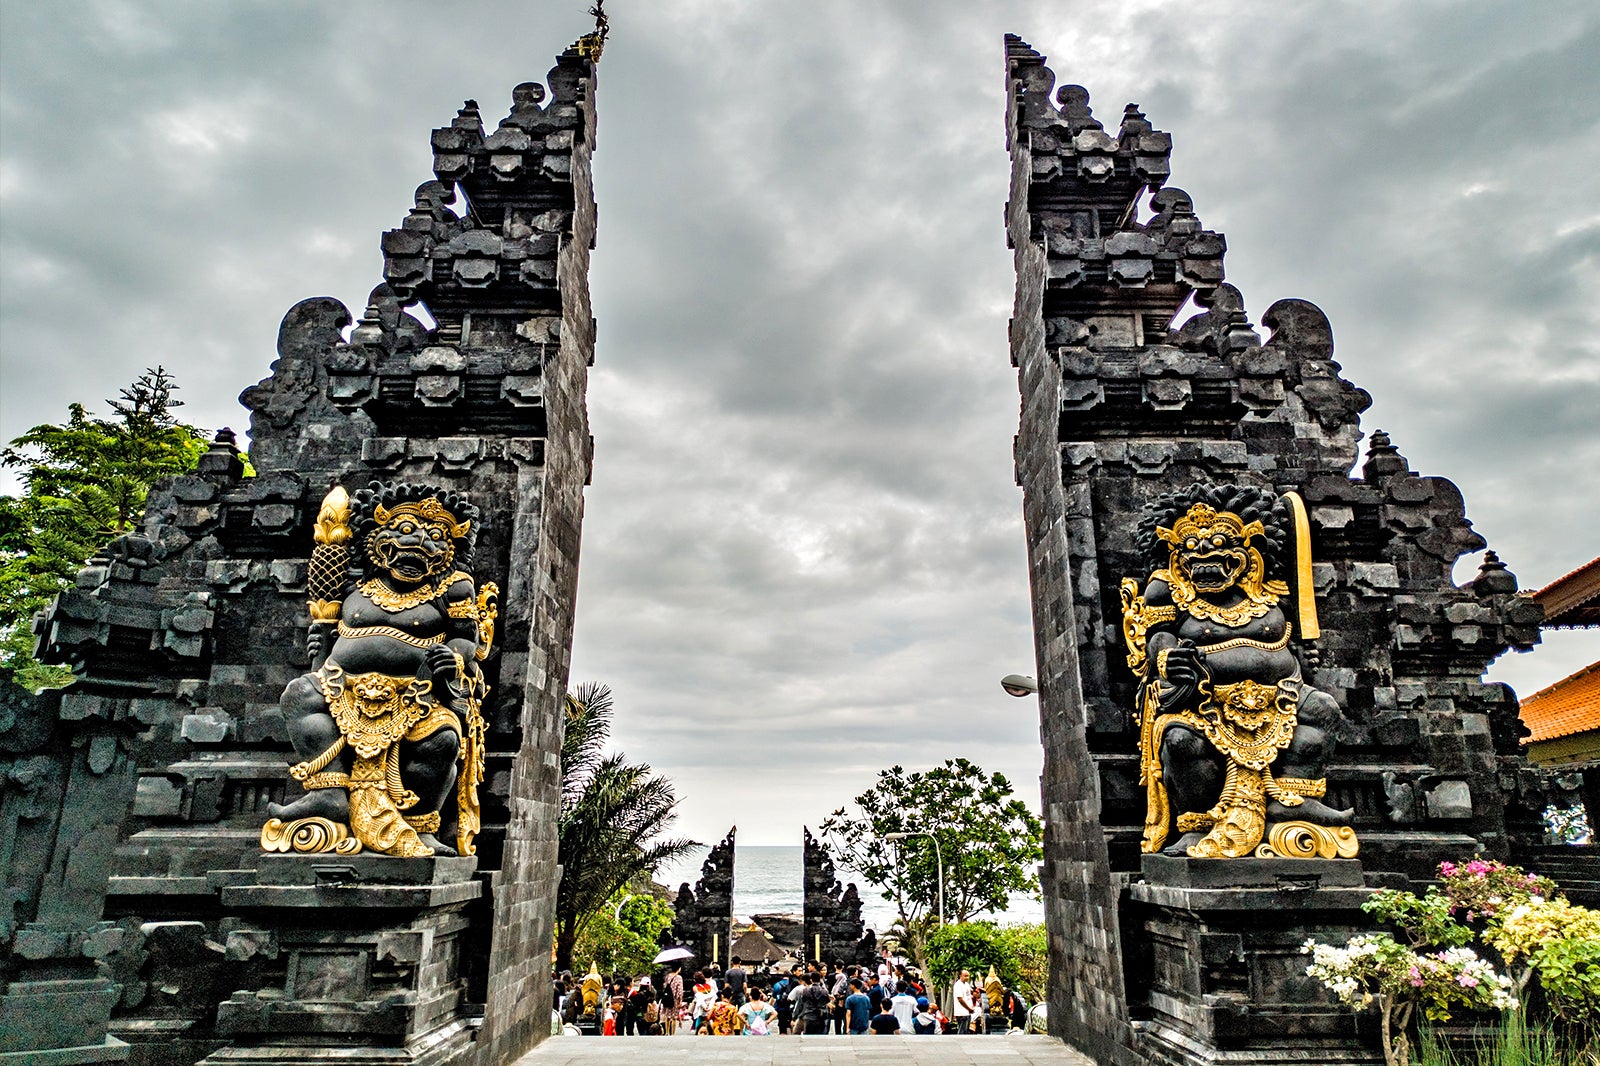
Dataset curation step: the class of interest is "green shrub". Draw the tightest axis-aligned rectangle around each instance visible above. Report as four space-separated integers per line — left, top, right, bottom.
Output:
924 920 1047 1001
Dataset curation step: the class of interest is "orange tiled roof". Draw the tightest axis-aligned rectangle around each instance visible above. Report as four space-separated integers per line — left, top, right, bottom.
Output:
1520 660 1600 743
1534 556 1600 628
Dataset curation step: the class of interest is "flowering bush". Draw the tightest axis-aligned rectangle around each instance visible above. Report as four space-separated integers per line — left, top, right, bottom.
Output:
1362 887 1473 949
1305 857 1582 1066
1488 896 1600 1027
1436 858 1558 923
1303 934 1516 1066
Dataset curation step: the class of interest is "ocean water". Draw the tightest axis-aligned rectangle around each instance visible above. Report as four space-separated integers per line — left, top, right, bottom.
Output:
656 845 1043 932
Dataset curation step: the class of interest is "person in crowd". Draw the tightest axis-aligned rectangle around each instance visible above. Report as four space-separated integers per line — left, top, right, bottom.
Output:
952 969 975 1033
724 956 747 1006
844 979 872 1034
661 964 683 1036
866 973 886 1016
627 977 656 1035
912 996 940 1035
1004 985 1030 1032
691 970 716 1033
603 985 623 1036
794 971 831 1035
553 971 571 1011
890 980 917 1033
772 971 793 1034
829 963 849 1033
739 987 778 1036
868 998 901 1035
785 973 805 1033
704 987 743 1036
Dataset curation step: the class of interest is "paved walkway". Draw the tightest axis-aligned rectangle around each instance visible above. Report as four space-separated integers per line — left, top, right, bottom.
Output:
517 1034 1096 1066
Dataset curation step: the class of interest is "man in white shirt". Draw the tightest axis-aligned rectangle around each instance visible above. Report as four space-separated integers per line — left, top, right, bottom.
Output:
890 984 918 1034
952 969 975 1033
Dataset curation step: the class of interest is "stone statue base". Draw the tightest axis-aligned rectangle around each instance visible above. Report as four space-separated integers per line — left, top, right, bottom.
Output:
199 855 480 1066
1125 856 1382 1066
0 975 128 1064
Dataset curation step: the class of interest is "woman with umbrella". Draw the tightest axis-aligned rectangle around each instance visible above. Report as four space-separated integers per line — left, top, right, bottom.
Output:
652 946 693 1036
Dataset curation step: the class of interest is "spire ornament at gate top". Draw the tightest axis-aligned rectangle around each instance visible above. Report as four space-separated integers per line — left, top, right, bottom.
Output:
576 1 609 63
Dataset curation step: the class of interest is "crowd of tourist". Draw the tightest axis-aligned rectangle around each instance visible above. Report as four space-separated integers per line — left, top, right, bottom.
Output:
553 953 1031 1037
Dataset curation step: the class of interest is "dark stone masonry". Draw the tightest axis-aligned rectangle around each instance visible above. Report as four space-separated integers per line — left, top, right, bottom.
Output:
1 35 602 1066
1004 34 1555 1066
670 828 736 969
801 827 874 966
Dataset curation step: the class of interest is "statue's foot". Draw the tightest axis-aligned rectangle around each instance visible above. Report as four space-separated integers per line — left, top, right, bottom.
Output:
416 832 457 857
1162 831 1206 857
1267 797 1352 826
268 788 349 824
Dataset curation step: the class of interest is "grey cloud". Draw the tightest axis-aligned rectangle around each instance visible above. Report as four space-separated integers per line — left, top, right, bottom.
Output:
2 0 1593 844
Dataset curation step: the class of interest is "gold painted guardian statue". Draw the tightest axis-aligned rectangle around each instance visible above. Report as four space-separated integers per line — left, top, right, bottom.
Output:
1120 483 1357 860
261 481 497 857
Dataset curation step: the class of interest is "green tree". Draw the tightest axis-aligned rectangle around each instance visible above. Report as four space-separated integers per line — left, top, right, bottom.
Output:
0 367 208 691
924 921 1047 1003
553 682 697 973
820 757 1042 924
820 757 1043 977
569 891 676 976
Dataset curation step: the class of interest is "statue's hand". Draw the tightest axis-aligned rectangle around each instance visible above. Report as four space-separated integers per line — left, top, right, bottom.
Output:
1160 640 1205 687
425 644 460 684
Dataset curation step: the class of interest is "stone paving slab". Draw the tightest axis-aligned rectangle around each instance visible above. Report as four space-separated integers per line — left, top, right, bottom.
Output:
517 1034 1097 1066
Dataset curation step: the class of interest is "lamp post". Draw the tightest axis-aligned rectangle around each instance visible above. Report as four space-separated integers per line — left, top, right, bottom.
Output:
999 673 1038 697
885 831 944 927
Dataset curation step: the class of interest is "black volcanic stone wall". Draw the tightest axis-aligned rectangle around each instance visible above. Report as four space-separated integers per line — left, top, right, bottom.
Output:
3 37 601 1066
801 827 872 965
1003 33 1545 1063
671 828 735 969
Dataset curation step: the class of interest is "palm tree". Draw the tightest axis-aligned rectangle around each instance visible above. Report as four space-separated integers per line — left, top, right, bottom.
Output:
553 682 698 973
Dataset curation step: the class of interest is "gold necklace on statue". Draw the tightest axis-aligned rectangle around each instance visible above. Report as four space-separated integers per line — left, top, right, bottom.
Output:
358 573 456 613
1158 565 1281 627
1182 594 1275 627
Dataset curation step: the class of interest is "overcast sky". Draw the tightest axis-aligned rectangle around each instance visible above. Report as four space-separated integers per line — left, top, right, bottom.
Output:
2 2 1596 845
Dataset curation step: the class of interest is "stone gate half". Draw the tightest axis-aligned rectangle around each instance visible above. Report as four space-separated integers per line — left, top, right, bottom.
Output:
1004 35 1546 1066
3 34 602 1066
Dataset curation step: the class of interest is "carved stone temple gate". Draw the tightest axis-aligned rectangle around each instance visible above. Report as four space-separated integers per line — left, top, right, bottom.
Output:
2 35 602 1066
0 24 1574 1066
1004 36 1552 1066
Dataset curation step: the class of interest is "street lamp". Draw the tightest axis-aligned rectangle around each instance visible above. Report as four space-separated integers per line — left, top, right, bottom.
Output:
999 674 1038 697
885 831 944 927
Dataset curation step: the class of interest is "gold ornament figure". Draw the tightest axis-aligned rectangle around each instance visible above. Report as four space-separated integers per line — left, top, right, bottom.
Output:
262 482 497 858
1120 486 1356 860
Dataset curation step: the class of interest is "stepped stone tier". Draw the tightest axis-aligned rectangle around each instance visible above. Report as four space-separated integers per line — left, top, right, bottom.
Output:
1003 33 1556 1066
2 32 604 1066
670 828 736 968
801 827 874 965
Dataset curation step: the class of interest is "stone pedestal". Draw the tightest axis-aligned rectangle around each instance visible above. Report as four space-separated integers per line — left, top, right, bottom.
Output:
0 976 128 1065
1124 856 1383 1066
199 855 481 1066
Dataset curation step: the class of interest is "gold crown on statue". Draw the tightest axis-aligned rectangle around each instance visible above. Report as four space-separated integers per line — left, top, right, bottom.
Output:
372 498 471 539
1157 503 1263 548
